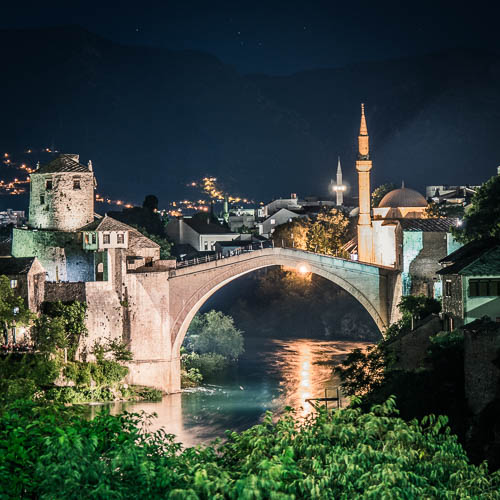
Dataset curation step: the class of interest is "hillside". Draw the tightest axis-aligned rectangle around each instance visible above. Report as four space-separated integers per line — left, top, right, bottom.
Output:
1 26 500 208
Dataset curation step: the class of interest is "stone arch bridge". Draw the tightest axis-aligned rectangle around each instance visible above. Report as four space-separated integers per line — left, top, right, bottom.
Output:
114 247 401 393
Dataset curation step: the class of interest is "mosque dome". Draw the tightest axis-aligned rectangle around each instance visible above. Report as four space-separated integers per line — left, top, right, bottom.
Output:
378 186 427 208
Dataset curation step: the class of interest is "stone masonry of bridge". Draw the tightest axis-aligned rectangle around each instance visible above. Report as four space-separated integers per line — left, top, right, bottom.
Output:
64 247 401 393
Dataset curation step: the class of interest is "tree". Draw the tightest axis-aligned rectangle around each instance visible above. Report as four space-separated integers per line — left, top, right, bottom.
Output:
453 174 500 242
271 219 309 249
372 183 396 207
425 201 465 218
34 301 87 361
306 208 349 256
186 310 244 360
0 275 33 344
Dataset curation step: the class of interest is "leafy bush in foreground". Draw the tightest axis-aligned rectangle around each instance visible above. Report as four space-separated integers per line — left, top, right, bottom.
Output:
0 397 499 499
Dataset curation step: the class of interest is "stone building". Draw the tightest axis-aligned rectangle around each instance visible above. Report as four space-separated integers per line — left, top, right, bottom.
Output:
438 239 500 330
28 154 95 231
12 154 160 282
166 215 239 252
352 105 461 298
0 256 45 343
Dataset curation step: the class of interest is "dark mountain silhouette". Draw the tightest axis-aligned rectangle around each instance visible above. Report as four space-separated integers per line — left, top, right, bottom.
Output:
1 26 499 209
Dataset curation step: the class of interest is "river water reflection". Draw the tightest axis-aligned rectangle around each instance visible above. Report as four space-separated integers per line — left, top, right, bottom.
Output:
91 338 372 447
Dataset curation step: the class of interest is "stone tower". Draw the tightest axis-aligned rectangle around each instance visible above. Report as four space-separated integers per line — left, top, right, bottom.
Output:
336 156 344 206
356 104 374 263
28 154 95 231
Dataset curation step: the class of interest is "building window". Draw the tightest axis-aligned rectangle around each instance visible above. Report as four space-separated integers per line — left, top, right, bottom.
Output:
73 177 81 190
204 242 208 250
270 219 276 225
91 233 97 244
40 194 45 205
45 180 53 190
469 279 500 297
103 234 110 244
84 234 89 245
445 280 452 297
9 279 17 288
117 234 124 244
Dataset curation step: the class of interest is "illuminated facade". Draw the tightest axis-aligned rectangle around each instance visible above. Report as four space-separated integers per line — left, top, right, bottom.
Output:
354 105 461 297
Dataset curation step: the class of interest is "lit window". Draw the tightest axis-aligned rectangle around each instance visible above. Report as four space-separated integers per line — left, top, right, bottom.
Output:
9 279 17 288
45 180 53 190
84 234 89 245
40 194 45 205
117 234 124 244
270 219 276 225
103 234 110 244
73 177 81 190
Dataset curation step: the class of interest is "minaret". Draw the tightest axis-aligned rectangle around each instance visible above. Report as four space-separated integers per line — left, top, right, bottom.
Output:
356 104 373 263
336 156 343 206
222 194 229 224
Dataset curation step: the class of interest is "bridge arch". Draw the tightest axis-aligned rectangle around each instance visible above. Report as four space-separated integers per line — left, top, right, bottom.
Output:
170 250 390 356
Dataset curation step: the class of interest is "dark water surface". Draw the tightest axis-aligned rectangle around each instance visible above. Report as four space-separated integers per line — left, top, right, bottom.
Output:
90 337 372 447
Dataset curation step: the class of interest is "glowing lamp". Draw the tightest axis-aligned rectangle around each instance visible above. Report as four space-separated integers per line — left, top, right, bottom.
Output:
298 264 309 274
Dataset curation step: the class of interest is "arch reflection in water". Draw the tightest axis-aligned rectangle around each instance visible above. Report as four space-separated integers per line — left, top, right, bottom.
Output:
92 338 373 447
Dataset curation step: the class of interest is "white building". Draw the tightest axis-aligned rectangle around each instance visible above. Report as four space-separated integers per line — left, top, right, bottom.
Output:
166 216 239 252
0 209 26 227
258 208 307 238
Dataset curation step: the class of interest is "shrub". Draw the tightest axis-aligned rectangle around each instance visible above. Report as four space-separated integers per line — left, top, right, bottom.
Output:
0 398 499 498
183 352 227 378
186 310 244 360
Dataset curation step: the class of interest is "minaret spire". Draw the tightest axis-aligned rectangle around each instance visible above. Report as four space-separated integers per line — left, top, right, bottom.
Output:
358 103 370 159
336 156 344 206
356 103 374 263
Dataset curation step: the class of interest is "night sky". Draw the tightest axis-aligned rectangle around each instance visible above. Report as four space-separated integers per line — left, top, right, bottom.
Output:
3 0 500 74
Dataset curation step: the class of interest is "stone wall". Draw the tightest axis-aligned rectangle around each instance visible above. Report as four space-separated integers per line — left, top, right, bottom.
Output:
464 322 500 416
386 315 442 370
28 172 94 231
441 274 464 329
12 228 94 282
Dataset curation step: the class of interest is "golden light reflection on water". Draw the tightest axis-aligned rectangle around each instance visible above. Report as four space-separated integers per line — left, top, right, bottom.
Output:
92 339 373 447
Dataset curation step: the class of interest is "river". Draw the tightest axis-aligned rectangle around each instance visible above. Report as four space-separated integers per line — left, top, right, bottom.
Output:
89 337 372 448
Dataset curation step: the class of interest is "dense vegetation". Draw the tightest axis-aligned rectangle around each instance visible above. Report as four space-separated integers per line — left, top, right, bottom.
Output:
0 277 158 404
453 173 500 242
272 207 350 257
1 397 498 498
181 310 245 387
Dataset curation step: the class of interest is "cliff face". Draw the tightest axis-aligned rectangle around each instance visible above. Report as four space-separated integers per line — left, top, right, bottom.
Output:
2 27 500 207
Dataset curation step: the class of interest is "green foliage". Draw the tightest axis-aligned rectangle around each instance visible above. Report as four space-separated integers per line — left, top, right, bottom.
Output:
425 201 465 218
306 208 349 256
384 295 441 340
271 218 310 250
31 315 67 355
372 183 396 207
335 345 387 397
0 398 499 498
0 275 34 342
91 336 133 362
181 366 204 388
35 301 87 359
182 352 228 379
186 310 244 361
453 173 500 242
89 360 129 386
398 294 441 321
134 225 172 258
